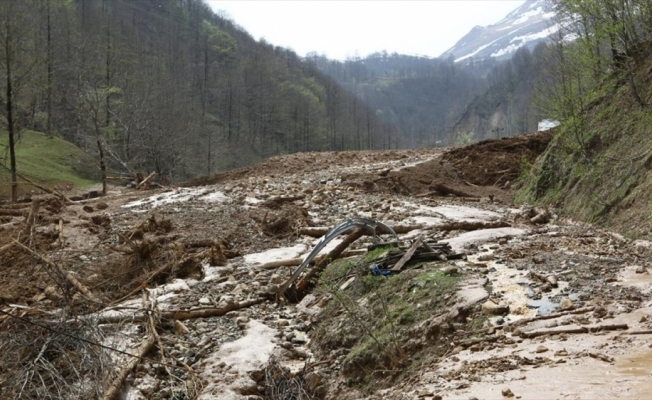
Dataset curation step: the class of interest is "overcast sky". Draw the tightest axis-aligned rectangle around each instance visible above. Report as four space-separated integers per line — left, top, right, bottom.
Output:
207 1 526 60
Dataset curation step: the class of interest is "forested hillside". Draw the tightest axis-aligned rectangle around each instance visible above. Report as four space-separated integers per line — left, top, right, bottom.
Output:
450 44 549 141
0 0 388 195
313 53 495 147
518 0 652 237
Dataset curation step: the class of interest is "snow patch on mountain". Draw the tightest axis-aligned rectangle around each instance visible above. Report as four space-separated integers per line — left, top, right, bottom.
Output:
441 0 568 63
490 24 562 58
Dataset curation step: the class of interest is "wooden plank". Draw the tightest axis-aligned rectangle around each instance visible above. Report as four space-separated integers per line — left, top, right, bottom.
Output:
391 235 423 272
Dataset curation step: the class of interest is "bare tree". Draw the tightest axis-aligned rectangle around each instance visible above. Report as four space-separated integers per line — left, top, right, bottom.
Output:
0 0 39 202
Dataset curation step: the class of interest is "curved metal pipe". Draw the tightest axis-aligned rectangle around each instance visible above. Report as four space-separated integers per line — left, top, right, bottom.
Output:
276 217 398 298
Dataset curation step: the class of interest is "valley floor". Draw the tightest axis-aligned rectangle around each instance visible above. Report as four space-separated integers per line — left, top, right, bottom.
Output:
1 135 651 399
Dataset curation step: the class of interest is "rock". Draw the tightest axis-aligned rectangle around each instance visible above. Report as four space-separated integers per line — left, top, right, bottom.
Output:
417 390 434 398
481 301 509 316
535 345 548 353
558 298 574 311
198 297 211 305
639 315 648 323
502 387 514 398
635 266 648 274
82 205 94 213
443 266 458 275
554 349 568 356
478 254 494 262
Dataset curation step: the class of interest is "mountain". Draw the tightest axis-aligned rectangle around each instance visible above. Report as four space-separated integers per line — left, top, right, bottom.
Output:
440 0 562 63
313 53 489 148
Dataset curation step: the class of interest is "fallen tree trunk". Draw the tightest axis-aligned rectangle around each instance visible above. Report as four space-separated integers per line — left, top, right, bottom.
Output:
429 183 479 198
518 323 628 339
431 220 510 231
300 224 423 238
255 249 367 271
102 334 156 400
95 298 266 324
0 209 26 216
291 229 365 298
509 307 595 327
14 240 100 303
136 171 156 190
0 163 73 204
0 221 19 231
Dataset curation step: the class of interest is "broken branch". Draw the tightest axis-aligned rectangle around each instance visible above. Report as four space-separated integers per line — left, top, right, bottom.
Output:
102 335 156 400
13 240 100 303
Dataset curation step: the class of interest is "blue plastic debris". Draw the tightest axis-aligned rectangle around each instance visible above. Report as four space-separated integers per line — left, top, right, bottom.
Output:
371 264 391 277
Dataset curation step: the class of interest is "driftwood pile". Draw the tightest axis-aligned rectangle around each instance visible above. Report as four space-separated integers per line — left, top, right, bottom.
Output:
0 198 243 399
372 235 464 272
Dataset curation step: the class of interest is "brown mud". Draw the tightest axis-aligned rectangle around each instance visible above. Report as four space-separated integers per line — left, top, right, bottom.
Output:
1 132 650 400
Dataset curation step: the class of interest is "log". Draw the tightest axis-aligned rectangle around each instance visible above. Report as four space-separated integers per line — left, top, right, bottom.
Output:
24 199 40 232
509 307 596 327
255 249 367 271
299 223 423 238
622 330 652 335
391 236 423 272
136 171 156 190
102 335 156 400
96 298 266 324
58 219 64 248
588 352 613 363
429 183 478 198
531 209 551 224
0 163 73 204
0 241 15 254
0 209 26 217
432 221 510 232
0 221 19 231
300 227 331 237
0 203 31 209
13 240 100 302
293 229 365 296
414 191 441 198
519 323 628 339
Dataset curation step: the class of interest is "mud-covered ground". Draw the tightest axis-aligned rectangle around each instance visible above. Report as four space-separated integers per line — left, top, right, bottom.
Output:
2 131 651 400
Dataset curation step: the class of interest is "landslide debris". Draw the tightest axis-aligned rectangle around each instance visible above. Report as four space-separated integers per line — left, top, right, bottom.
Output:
2 136 652 400
341 131 552 203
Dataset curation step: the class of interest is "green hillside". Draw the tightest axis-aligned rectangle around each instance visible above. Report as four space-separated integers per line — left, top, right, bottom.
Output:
517 49 652 239
0 131 100 199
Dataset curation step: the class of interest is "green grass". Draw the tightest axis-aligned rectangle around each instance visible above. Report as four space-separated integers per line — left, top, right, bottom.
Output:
0 130 100 199
312 253 462 393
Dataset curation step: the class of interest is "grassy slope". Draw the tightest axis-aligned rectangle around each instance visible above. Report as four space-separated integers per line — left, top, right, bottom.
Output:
516 51 652 239
0 130 100 199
